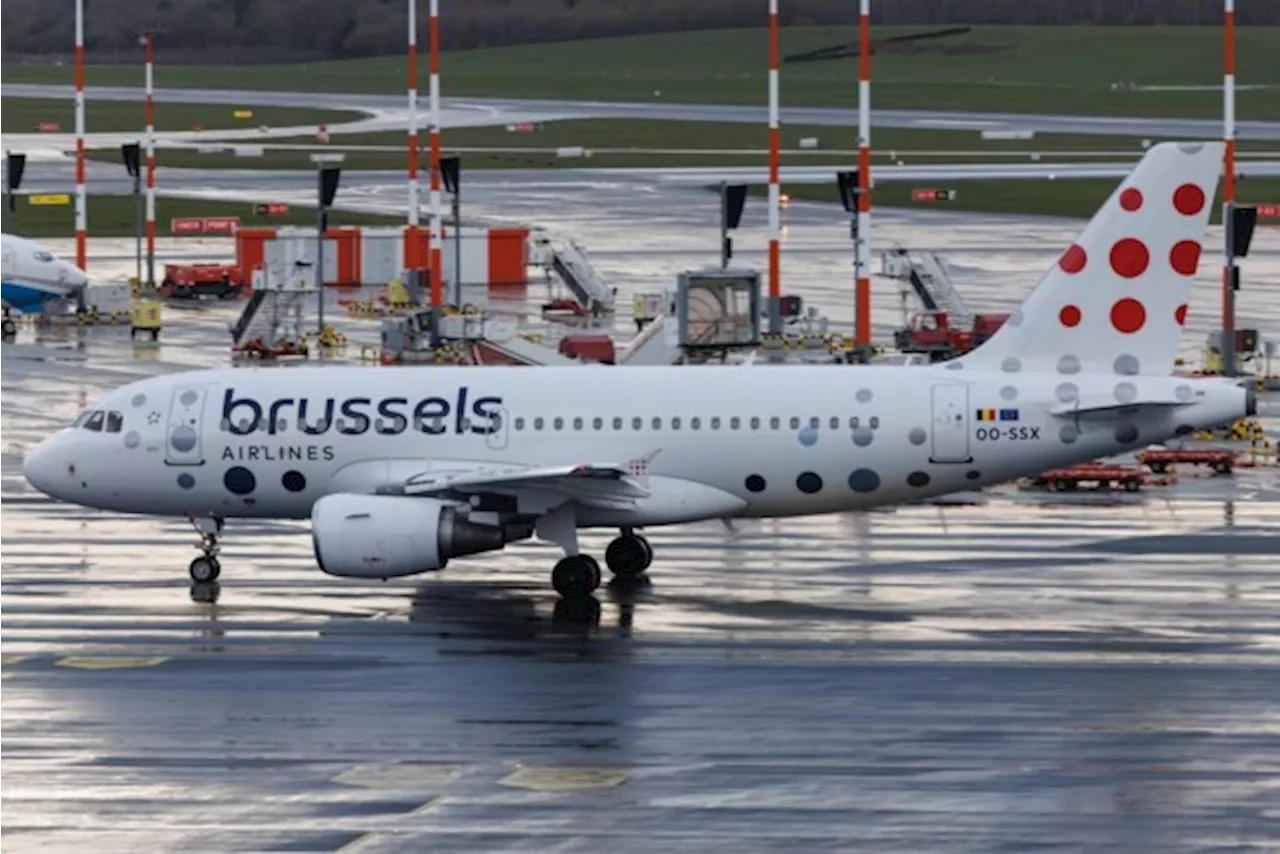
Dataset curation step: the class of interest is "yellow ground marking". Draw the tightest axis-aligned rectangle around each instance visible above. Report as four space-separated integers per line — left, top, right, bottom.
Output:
331 763 468 789
1 655 30 666
498 765 631 791
55 656 168 669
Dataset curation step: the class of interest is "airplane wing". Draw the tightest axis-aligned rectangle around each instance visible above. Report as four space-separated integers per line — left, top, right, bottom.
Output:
399 454 658 511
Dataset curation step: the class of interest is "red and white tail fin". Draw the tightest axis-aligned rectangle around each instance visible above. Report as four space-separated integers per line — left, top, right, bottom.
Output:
965 141 1224 377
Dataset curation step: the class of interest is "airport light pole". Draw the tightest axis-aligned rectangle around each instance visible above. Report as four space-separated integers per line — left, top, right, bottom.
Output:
441 155 461 305
141 30 158 288
1221 0 1238 376
311 154 343 344
74 0 87 272
120 143 143 282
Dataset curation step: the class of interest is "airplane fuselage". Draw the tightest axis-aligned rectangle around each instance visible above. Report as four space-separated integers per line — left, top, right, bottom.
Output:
24 363 1248 525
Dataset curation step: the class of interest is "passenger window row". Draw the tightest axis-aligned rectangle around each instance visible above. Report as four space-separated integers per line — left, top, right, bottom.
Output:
75 410 124 433
219 414 882 434
510 415 880 432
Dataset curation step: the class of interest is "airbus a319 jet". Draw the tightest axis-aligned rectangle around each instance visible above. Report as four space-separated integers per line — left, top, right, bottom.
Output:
22 141 1254 597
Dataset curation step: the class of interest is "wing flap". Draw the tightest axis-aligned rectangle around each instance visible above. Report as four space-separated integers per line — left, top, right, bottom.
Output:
402 460 652 509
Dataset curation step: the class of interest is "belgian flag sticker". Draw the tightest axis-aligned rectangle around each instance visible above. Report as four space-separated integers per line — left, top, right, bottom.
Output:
976 408 1020 422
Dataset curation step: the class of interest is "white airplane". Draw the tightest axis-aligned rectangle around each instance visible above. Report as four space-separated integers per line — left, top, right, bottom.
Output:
21 141 1254 597
1 233 89 312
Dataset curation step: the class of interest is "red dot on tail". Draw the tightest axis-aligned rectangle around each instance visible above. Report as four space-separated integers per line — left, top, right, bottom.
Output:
1173 183 1205 215
1111 298 1146 334
1059 305 1082 327
1169 240 1201 275
1059 244 1087 274
1109 238 1149 278
1119 188 1143 211
1175 304 1188 325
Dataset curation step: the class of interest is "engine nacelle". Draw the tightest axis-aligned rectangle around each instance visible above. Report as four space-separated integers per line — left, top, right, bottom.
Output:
311 493 506 579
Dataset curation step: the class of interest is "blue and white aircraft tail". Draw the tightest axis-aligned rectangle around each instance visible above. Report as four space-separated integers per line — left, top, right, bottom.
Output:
20 141 1253 599
1 233 88 312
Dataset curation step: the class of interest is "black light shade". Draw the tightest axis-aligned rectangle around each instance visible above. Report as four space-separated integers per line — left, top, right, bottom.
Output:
1231 204 1258 258
836 171 862 214
5 152 26 190
723 184 747 230
441 155 460 194
319 167 342 208
120 143 142 178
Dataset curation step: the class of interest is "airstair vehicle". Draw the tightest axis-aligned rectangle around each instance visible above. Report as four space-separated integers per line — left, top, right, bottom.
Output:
229 262 314 358
530 236 617 315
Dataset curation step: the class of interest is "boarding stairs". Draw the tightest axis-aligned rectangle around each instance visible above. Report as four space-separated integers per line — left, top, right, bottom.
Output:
230 288 310 350
547 239 616 315
881 247 972 330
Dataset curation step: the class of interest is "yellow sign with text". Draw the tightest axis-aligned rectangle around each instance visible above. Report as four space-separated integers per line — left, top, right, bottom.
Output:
29 194 71 205
233 109 253 119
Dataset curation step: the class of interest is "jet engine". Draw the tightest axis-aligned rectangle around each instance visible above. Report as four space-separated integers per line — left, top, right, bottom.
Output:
311 493 507 578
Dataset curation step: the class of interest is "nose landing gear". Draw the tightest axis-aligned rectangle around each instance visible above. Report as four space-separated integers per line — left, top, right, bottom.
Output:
186 515 224 583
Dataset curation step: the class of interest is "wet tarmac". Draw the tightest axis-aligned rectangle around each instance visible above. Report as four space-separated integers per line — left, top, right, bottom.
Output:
8 161 1280 851
5 298 1280 852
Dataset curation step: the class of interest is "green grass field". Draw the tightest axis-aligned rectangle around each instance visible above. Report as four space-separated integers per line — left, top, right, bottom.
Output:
765 176 1280 221
5 26 1278 118
1 97 362 134
7 194 402 239
83 120 1275 172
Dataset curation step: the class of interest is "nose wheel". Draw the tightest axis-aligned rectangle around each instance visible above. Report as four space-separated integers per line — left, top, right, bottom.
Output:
186 515 224 583
189 555 221 583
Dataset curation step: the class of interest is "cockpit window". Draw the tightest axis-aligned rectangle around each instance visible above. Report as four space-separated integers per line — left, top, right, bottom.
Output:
83 411 104 432
33 251 54 263
105 411 123 433
73 411 90 427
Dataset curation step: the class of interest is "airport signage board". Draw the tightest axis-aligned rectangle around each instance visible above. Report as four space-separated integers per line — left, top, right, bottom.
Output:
28 194 71 205
171 217 242 234
203 217 241 233
36 122 60 132
911 188 958 202
1257 203 1280 219
254 202 291 216
233 109 254 119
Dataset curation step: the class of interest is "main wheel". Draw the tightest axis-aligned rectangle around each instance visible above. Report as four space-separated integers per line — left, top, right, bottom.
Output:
189 555 221 583
605 534 651 578
551 555 601 597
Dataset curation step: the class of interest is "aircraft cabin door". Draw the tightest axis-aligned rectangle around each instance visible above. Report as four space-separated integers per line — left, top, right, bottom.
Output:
165 384 212 466
930 384 971 463
485 406 510 451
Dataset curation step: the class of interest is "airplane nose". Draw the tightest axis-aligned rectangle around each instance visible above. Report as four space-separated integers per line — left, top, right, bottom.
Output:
63 263 89 288
22 439 60 498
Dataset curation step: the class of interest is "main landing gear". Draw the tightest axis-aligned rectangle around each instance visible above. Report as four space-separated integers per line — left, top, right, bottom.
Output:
550 530 653 598
187 515 224 583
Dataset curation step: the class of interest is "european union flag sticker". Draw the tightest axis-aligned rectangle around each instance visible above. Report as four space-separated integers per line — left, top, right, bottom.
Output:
999 408 1020 422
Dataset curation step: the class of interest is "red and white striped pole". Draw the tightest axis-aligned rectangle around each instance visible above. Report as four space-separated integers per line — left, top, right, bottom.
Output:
407 0 419 231
74 0 87 272
144 31 156 287
1221 0 1237 374
428 0 443 309
855 0 872 349
766 0 781 333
